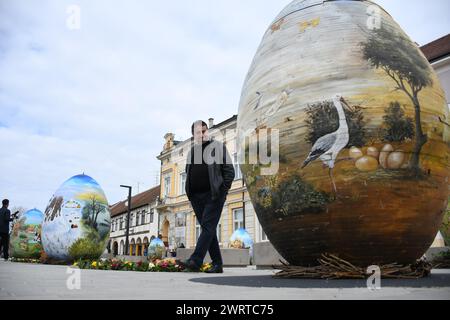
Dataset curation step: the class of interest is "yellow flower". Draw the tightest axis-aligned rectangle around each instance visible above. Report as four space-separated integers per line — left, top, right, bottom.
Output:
73 262 78 266
91 261 97 267
200 263 212 272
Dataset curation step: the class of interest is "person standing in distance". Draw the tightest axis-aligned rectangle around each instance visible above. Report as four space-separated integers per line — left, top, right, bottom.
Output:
0 199 18 261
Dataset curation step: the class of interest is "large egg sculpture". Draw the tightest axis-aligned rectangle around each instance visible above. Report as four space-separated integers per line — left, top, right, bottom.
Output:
237 0 449 266
10 209 44 259
42 174 111 261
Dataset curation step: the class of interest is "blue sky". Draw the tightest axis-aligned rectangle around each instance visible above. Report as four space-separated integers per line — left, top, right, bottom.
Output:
0 0 449 211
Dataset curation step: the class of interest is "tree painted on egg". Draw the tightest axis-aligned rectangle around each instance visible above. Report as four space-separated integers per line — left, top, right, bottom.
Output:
361 27 432 173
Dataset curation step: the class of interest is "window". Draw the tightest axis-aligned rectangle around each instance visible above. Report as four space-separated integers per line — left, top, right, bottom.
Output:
111 220 115 232
150 209 154 223
217 221 222 243
131 213 135 226
195 217 201 242
233 153 242 180
164 174 171 197
141 211 145 225
180 172 187 195
260 223 268 241
233 208 244 232
120 218 124 230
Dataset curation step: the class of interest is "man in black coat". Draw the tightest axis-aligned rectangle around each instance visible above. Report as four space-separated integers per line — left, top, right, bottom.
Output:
0 199 17 261
182 120 235 273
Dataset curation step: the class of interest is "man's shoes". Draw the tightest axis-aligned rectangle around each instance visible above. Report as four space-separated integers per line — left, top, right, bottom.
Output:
179 258 201 272
205 264 223 274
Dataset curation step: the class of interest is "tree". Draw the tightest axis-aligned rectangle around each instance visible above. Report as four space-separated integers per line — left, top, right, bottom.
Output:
361 27 433 173
305 99 366 148
383 102 415 142
82 196 106 231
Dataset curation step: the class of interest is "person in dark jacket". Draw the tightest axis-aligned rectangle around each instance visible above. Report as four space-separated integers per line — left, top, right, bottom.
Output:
0 199 18 261
182 120 235 273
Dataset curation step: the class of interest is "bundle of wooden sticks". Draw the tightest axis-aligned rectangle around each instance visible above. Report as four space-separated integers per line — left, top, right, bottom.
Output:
273 253 433 279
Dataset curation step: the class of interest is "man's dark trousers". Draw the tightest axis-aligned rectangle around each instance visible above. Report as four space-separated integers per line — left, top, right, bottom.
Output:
0 233 9 260
189 190 227 267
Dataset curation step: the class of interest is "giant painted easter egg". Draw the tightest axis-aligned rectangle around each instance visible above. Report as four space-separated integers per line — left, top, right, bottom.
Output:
42 174 111 261
10 209 44 259
229 228 254 249
148 238 166 260
237 0 450 266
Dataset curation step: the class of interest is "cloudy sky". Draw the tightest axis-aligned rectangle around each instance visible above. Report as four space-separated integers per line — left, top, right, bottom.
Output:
1 0 449 211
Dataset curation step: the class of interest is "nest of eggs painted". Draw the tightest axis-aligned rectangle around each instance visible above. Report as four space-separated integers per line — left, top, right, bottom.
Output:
237 0 450 266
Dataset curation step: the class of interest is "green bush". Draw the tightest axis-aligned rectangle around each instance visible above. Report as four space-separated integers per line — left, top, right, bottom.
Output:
68 238 104 261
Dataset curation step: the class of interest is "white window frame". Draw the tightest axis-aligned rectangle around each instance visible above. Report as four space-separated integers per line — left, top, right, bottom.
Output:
141 210 145 225
180 172 187 195
233 153 242 180
150 209 154 223
195 217 201 242
259 222 268 242
217 220 222 243
232 208 244 232
164 174 171 197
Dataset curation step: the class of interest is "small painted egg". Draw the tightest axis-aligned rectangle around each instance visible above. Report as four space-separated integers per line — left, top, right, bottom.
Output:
367 147 380 159
387 151 406 169
355 156 379 172
379 144 394 169
349 147 363 160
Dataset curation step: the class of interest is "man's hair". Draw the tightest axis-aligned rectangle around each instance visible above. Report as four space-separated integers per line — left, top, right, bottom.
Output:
2 199 9 206
191 120 208 135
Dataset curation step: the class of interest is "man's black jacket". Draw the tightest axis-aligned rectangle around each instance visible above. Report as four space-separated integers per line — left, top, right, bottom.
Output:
185 139 235 201
0 207 11 234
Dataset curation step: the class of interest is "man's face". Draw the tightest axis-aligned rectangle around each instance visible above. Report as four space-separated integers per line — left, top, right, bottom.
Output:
193 124 209 144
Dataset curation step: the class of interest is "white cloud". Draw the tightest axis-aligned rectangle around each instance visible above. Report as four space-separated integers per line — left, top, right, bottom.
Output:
0 0 448 210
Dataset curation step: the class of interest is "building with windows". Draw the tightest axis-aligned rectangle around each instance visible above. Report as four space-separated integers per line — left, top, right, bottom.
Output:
421 34 450 107
421 34 450 248
109 185 161 256
156 116 268 250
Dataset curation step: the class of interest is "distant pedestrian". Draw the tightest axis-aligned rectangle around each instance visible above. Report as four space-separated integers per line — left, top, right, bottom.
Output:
0 199 18 261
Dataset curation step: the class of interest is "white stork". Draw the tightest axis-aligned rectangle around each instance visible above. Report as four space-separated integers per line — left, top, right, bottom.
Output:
302 94 350 193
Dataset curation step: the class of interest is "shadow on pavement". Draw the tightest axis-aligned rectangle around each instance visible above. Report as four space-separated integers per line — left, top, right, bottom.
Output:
189 272 450 288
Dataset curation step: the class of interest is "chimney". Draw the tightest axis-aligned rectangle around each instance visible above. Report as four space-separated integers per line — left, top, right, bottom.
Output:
208 118 214 128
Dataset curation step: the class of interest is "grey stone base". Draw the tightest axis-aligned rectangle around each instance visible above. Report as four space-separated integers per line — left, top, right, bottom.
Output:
252 241 287 268
176 248 250 267
425 247 450 262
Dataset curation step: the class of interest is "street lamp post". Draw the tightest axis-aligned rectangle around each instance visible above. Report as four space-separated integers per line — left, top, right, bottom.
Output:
120 185 132 256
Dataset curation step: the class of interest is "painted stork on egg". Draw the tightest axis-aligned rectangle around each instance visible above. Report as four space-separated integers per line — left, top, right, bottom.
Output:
302 94 350 193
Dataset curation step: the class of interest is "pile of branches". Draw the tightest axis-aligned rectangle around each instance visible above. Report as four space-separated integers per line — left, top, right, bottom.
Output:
432 255 450 269
273 253 432 279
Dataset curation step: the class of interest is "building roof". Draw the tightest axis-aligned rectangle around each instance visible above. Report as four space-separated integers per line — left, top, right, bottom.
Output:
420 34 450 63
158 114 238 159
110 185 161 217
210 114 238 130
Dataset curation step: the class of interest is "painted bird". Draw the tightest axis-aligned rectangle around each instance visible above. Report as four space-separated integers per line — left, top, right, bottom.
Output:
302 94 350 193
